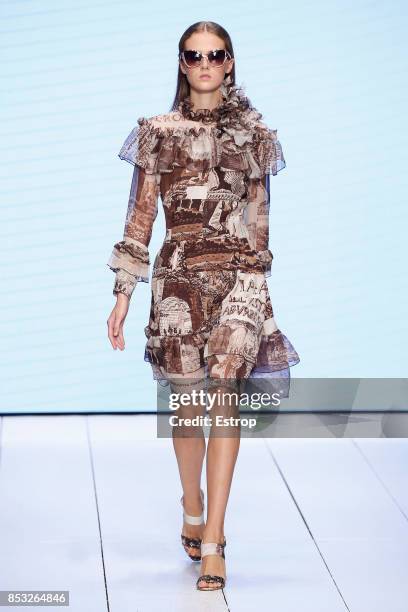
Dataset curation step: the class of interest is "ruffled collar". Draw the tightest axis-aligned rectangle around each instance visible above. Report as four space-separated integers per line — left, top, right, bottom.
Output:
177 75 257 129
118 75 281 179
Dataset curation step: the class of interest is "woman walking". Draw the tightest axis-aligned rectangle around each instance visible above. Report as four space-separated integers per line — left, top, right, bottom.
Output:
107 21 299 591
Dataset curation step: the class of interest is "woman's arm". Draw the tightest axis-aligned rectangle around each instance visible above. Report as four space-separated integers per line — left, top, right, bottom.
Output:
245 123 286 276
245 173 273 277
107 164 161 299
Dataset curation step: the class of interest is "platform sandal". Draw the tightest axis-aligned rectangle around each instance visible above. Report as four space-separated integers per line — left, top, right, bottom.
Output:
180 488 205 561
196 538 227 590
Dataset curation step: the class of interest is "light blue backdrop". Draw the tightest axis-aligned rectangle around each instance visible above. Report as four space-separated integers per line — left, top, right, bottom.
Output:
1 1 407 412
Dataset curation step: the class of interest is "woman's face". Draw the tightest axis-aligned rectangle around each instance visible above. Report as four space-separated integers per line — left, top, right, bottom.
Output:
179 31 234 96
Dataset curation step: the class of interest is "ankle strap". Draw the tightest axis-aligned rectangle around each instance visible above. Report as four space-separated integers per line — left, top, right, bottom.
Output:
201 541 226 558
181 488 205 525
183 509 204 524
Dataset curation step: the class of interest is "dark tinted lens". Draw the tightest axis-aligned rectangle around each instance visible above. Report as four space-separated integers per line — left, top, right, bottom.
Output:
183 50 202 67
208 50 227 65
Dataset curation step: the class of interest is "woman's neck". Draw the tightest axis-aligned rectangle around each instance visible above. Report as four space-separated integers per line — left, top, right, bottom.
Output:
188 88 223 112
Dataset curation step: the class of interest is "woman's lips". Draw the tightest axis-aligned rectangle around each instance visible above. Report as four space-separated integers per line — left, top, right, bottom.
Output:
199 75 211 79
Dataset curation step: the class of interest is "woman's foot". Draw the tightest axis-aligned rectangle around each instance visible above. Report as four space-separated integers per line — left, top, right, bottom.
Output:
196 531 226 590
181 491 205 561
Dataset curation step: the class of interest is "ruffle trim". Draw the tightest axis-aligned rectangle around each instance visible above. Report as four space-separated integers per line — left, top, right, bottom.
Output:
110 268 147 299
177 75 252 124
118 77 286 179
257 249 273 277
142 325 299 389
107 237 150 298
118 116 285 179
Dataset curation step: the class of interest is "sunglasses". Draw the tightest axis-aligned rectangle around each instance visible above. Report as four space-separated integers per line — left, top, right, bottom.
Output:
180 49 232 68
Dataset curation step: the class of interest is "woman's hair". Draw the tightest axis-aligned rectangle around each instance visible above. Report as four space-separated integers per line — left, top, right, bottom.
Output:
170 21 236 112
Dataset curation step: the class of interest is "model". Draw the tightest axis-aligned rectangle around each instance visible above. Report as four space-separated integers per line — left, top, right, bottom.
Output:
107 21 300 591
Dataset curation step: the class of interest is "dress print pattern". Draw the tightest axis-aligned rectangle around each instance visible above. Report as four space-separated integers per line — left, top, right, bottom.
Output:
107 76 300 386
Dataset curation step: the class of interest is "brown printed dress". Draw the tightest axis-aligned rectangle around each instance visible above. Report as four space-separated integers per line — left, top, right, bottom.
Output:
107 77 300 388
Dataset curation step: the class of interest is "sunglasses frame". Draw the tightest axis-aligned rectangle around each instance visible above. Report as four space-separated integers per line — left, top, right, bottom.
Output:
179 48 232 69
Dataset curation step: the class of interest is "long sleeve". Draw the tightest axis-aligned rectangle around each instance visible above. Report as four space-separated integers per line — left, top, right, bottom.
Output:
245 173 273 277
107 164 160 299
245 124 286 277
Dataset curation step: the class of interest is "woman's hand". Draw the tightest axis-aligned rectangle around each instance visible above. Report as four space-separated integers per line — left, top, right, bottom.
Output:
107 293 130 350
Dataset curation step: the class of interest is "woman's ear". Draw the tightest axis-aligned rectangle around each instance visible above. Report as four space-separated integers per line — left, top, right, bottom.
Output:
225 58 234 77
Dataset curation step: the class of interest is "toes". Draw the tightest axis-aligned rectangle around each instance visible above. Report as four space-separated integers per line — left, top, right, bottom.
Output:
182 542 201 560
188 549 200 559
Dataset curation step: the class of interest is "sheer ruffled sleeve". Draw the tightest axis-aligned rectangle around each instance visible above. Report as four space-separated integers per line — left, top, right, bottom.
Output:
255 123 286 177
245 126 286 276
107 120 161 299
245 174 273 277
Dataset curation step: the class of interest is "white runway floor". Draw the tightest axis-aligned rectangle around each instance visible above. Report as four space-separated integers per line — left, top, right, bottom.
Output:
0 415 407 611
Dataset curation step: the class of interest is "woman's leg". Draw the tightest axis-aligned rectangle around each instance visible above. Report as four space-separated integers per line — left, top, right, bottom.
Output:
171 377 207 557
197 375 242 588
